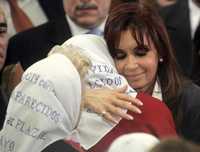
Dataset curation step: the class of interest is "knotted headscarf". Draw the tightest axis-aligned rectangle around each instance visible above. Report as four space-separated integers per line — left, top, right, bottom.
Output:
0 53 82 152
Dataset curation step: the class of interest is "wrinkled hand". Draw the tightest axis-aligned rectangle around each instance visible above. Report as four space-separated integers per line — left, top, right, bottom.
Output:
83 85 143 124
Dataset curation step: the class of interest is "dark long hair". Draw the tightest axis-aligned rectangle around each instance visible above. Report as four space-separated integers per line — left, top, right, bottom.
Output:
104 2 189 129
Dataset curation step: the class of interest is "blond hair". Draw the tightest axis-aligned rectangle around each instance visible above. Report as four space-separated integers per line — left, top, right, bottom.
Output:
48 45 91 80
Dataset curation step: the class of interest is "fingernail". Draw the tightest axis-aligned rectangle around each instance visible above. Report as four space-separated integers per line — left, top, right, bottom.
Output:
128 115 134 120
114 120 119 124
139 102 143 106
137 109 142 114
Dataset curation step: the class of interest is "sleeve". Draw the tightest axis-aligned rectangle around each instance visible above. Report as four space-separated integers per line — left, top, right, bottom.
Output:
180 83 200 144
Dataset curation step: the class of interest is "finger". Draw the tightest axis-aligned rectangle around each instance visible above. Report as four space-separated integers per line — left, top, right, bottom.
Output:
105 104 132 120
129 97 143 106
89 103 106 115
102 111 119 124
113 100 142 114
112 107 134 120
116 94 143 106
115 85 128 93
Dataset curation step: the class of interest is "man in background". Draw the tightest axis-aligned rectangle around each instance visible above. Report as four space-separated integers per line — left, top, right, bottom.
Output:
0 0 65 37
160 0 200 80
6 0 111 70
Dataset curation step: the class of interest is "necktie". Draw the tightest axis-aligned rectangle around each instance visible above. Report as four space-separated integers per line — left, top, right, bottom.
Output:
86 28 103 36
8 0 33 32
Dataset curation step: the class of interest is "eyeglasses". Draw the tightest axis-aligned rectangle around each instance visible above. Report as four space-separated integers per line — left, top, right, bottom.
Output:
0 22 7 34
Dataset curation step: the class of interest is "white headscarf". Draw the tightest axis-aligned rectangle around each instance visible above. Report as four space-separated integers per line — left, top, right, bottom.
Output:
61 34 137 149
108 133 159 152
0 53 82 152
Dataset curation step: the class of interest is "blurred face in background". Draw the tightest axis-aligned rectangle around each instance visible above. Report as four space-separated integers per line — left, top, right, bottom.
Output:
64 0 111 28
114 30 159 94
0 12 8 70
157 0 177 7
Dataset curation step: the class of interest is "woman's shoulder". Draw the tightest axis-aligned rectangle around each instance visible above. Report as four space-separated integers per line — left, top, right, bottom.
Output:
182 83 200 97
179 82 200 109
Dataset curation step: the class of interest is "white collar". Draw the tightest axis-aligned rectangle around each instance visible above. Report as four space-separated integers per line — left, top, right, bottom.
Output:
189 0 200 38
66 15 106 36
152 80 163 101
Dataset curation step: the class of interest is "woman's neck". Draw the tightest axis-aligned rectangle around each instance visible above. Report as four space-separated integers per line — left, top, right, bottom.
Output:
136 81 155 95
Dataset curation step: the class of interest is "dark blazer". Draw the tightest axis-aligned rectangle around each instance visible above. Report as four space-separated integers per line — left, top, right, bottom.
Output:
41 140 79 152
192 22 200 85
38 0 65 20
6 17 72 70
159 0 194 77
179 83 200 144
0 91 6 130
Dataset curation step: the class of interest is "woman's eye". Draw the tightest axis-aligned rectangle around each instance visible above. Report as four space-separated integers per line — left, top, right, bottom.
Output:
134 46 149 57
115 50 127 60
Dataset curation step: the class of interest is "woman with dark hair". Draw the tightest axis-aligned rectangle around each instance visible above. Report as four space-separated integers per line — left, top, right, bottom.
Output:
86 2 200 144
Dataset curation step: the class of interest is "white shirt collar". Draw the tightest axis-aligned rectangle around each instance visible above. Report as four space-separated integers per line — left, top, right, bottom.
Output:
189 0 200 38
152 80 163 101
66 15 106 36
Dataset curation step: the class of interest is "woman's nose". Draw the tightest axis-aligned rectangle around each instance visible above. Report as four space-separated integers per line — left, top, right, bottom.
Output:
125 55 138 70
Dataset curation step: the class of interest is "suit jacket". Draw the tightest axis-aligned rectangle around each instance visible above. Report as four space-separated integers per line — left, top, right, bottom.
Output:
179 83 200 144
38 0 65 20
192 22 200 85
41 140 80 152
159 0 194 77
0 91 6 130
6 17 72 70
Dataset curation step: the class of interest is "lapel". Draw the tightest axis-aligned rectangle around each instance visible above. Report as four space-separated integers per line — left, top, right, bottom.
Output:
38 0 65 20
48 17 73 46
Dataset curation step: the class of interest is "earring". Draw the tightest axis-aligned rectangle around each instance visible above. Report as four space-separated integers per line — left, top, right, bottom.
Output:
159 58 163 62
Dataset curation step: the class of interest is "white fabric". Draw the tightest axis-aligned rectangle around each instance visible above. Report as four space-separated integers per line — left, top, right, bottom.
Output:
60 34 137 149
66 15 106 36
0 0 48 38
152 80 162 101
108 133 159 152
0 53 82 152
189 0 200 38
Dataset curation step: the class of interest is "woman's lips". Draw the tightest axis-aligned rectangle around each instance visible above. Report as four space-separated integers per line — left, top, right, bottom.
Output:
125 73 144 81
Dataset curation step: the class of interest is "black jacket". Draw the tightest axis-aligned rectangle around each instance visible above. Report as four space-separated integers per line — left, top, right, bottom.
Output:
178 83 200 144
159 0 194 77
0 91 6 130
38 0 65 20
6 17 72 70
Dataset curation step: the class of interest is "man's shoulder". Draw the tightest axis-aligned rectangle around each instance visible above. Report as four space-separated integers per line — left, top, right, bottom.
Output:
9 17 69 44
10 21 56 42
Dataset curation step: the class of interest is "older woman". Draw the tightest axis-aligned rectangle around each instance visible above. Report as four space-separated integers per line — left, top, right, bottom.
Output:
0 45 91 152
